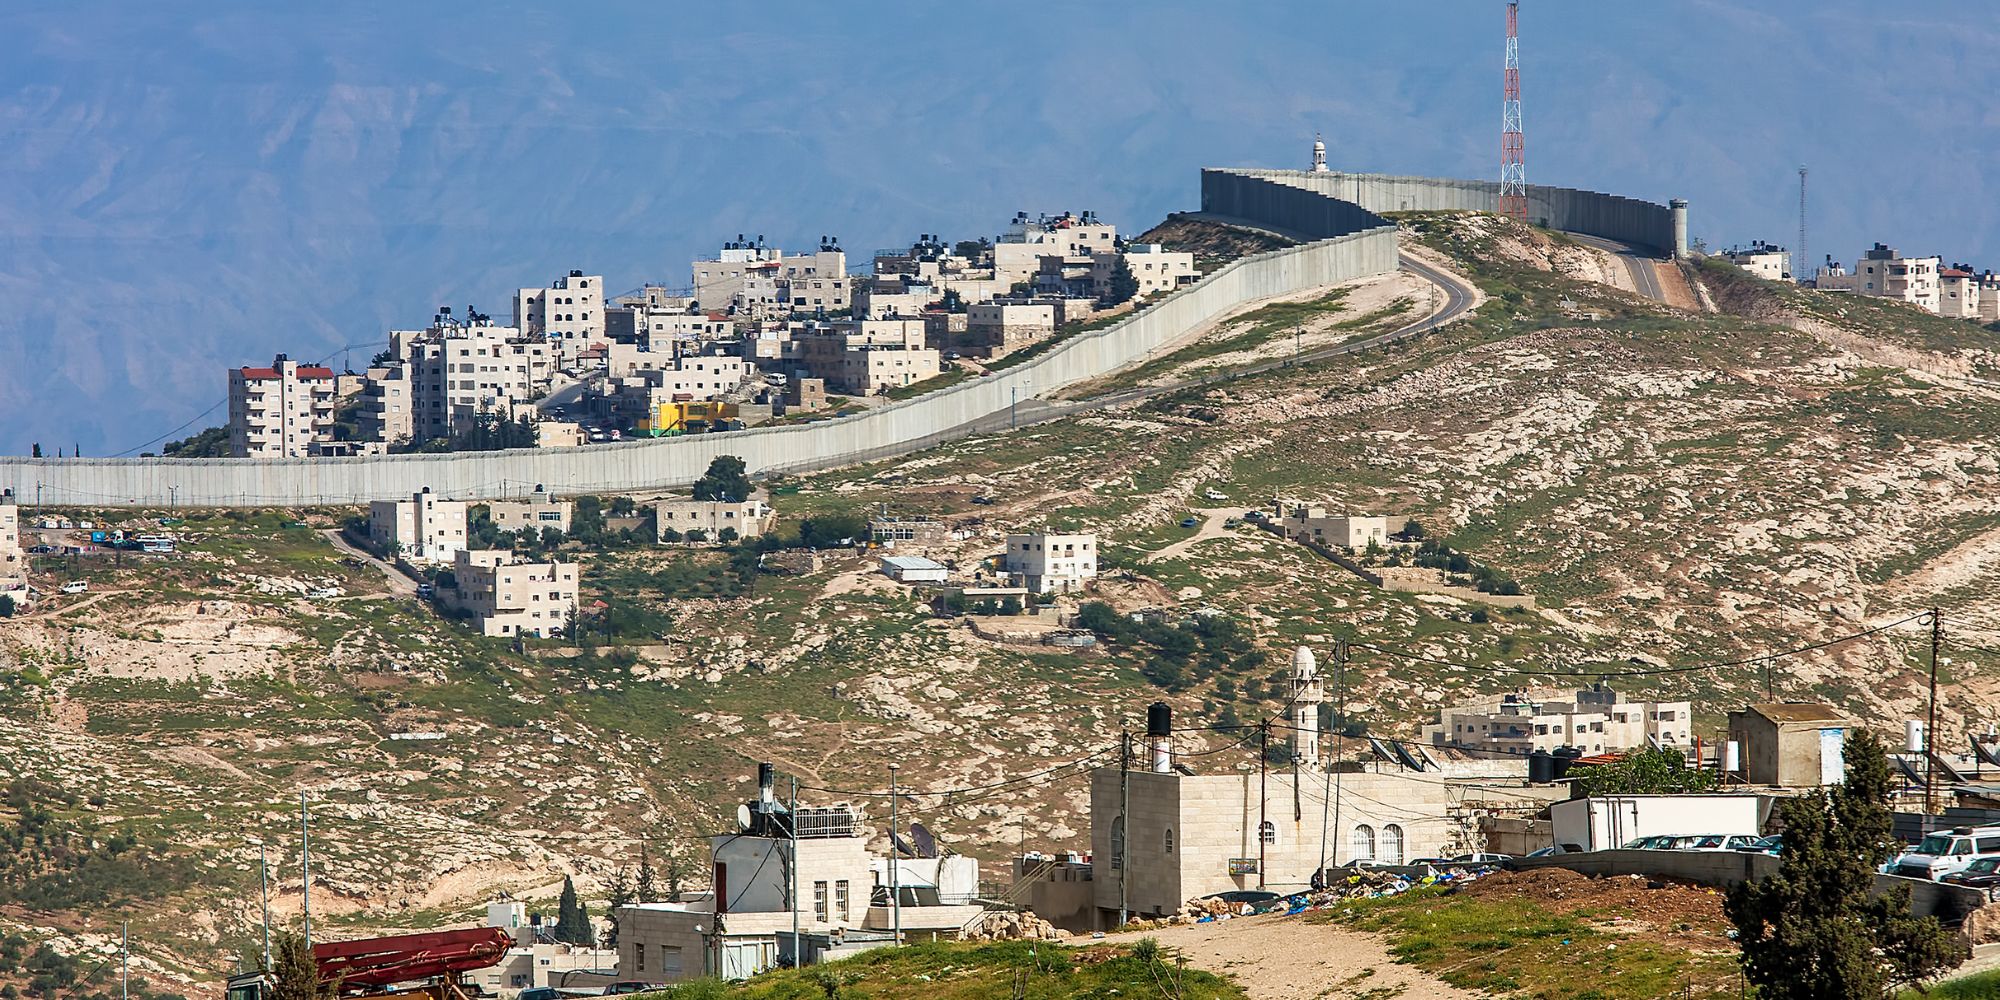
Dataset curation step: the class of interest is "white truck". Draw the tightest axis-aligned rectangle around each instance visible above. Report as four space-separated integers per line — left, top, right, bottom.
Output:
1888 827 2000 880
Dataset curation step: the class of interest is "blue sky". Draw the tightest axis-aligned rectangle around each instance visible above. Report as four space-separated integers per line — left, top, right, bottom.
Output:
2 1 1994 455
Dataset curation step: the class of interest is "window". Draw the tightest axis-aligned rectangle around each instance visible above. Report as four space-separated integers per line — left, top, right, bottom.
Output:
1351 825 1376 862
636 947 645 972
835 879 851 921
1110 816 1126 870
1163 828 1174 854
1380 824 1405 865
1258 821 1277 846
813 880 828 921
659 946 682 976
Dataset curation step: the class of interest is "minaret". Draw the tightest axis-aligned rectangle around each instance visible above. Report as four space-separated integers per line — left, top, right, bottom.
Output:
1290 646 1325 764
1310 133 1330 173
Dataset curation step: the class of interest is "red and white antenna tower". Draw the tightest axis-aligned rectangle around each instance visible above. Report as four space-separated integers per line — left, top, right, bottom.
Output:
1500 0 1527 221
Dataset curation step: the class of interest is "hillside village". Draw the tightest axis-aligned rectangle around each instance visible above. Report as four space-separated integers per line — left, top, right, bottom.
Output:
4 192 2000 998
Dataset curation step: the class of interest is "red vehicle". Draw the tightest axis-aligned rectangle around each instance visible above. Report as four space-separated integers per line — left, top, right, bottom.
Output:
226 928 515 1000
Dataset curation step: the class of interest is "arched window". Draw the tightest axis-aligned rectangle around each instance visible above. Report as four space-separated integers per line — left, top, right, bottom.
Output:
1380 824 1405 865
1258 821 1277 846
1351 824 1376 862
1110 816 1126 870
1163 827 1175 855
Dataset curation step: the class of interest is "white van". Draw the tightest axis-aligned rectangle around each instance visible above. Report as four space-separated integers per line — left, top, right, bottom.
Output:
59 580 88 594
1890 826 2000 880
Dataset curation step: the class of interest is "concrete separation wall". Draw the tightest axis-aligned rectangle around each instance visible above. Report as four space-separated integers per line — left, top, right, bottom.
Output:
1 223 1398 507
1204 168 1676 256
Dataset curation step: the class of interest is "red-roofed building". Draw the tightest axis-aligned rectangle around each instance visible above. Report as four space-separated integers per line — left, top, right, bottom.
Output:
227 354 341 458
1940 265 1981 319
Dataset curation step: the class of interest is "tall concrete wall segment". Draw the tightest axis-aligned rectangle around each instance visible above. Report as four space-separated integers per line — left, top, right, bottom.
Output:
1204 168 1678 256
1 225 1398 508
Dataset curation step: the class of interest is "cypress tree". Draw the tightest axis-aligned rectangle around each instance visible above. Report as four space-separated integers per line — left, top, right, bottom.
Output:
554 877 591 945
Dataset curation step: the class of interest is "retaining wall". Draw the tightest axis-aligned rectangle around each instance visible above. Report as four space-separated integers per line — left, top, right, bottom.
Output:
2 224 1398 507
1204 168 1676 255
1511 850 1987 924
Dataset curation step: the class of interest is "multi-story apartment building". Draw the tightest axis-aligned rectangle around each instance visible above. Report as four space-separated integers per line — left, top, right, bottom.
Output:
485 487 573 536
691 238 849 317
386 313 556 443
514 271 605 361
994 212 1117 287
0 490 25 604
1939 266 1982 319
445 549 578 638
964 302 1056 359
791 319 940 395
1097 244 1199 299
1838 243 1941 313
1003 532 1098 593
368 488 469 564
227 355 340 458
606 288 734 353
356 363 414 447
1421 686 1694 756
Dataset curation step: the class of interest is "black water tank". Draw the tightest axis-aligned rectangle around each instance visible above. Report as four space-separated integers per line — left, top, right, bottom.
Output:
1528 748 1555 784
1552 745 1584 780
1147 702 1172 739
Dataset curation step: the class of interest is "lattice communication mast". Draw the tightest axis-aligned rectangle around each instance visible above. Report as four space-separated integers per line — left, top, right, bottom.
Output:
1499 0 1527 221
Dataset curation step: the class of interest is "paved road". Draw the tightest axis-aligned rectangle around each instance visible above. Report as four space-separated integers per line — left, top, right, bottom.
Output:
320 528 418 597
952 254 1480 436
1566 231 1667 302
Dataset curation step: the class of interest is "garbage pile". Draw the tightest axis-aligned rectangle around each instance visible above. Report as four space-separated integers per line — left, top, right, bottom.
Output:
1183 865 1504 924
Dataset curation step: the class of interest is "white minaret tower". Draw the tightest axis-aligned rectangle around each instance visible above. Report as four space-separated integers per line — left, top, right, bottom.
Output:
1290 646 1325 764
1310 132 1330 173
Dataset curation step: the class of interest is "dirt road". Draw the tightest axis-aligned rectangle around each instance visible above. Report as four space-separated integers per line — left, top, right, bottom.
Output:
321 529 417 597
1107 913 1481 1000
1142 508 1244 565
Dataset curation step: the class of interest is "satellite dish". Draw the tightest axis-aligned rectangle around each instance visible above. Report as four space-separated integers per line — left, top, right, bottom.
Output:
910 823 938 859
888 830 916 858
736 803 752 831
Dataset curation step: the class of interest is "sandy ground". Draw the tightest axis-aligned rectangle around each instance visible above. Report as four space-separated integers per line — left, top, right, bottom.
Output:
1142 508 1243 565
1106 913 1481 1000
1653 260 1702 311
322 528 417 596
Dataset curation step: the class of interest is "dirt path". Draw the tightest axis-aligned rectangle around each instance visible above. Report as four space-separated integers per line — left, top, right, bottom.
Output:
1106 913 1481 1000
321 528 417 597
1142 508 1242 565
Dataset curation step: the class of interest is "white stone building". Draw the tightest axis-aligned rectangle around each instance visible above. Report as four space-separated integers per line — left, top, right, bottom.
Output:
964 302 1056 359
994 212 1117 287
514 271 605 361
0 490 25 604
1099 244 1198 299
227 355 340 458
691 240 849 317
388 314 558 443
1846 243 1941 313
369 488 469 564
1722 241 1791 281
1281 509 1391 550
1003 532 1097 593
445 549 578 638
485 487 574 536
1421 685 1694 756
653 498 774 542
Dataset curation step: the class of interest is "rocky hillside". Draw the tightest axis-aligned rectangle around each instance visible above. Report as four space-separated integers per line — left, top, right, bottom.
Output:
4 212 2000 991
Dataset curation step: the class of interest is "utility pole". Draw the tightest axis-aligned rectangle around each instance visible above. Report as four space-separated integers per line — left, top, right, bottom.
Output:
888 763 901 945
1925 607 1942 817
1499 0 1528 221
1329 639 1351 870
120 922 128 1000
1117 726 1130 928
300 790 313 944
1796 166 1809 284
1257 718 1270 889
789 775 800 966
260 845 273 971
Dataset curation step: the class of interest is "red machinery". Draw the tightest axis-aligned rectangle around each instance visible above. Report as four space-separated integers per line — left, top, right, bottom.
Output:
314 928 516 992
226 927 515 1000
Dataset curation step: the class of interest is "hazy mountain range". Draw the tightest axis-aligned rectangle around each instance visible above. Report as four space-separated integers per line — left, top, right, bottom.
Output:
3 0 1994 456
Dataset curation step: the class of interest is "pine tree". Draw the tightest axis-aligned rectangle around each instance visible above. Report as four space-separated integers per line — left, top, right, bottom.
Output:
635 844 659 902
603 867 634 948
1725 729 1968 999
554 876 592 946
268 931 326 1000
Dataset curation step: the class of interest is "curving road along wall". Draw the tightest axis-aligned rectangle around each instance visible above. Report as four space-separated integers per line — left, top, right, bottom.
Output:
1204 168 1677 256
1 223 1398 507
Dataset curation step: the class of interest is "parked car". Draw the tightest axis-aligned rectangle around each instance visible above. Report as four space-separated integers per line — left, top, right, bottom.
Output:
603 983 655 995
1200 889 1280 906
1523 845 1567 858
1682 834 1764 852
1890 826 2000 880
517 989 561 1000
1619 835 1674 850
415 583 435 598
59 580 88 594
1451 852 1515 864
970 495 995 506
1734 835 1782 856
1942 857 2000 890
308 587 342 600
1178 516 1200 528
